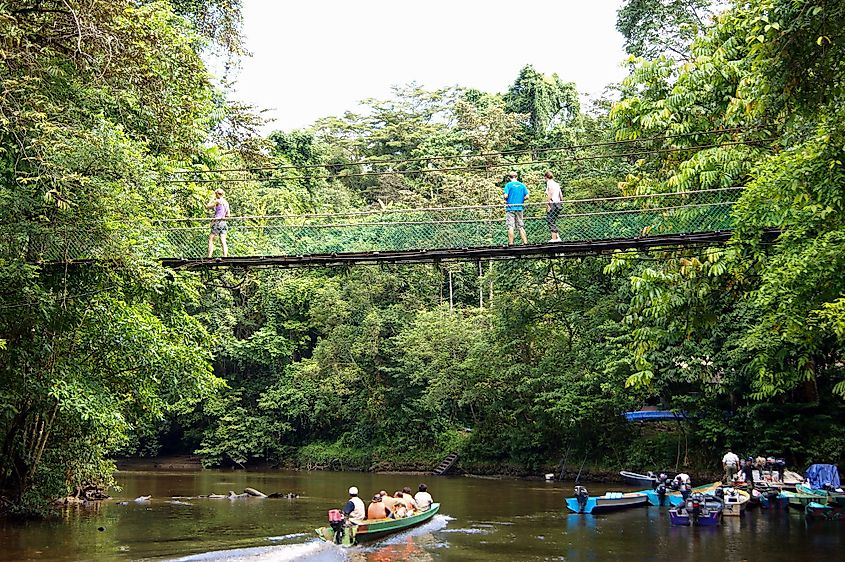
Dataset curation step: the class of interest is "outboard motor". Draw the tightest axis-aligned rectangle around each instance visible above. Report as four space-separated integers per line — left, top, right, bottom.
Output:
688 492 703 523
327 509 345 544
574 486 590 512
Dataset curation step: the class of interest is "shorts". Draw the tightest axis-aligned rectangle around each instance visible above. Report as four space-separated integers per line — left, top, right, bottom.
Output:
506 211 524 230
211 220 228 235
546 202 562 233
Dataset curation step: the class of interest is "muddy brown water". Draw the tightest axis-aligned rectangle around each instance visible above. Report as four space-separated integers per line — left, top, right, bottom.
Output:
1 469 843 561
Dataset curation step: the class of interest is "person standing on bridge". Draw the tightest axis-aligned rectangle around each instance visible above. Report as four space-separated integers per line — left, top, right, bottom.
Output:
544 171 563 242
207 188 230 258
504 171 529 245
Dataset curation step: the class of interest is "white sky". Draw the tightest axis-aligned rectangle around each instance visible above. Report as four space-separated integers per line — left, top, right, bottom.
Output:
229 0 629 133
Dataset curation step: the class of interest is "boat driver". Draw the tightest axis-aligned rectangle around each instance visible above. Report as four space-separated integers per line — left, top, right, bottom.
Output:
342 486 366 524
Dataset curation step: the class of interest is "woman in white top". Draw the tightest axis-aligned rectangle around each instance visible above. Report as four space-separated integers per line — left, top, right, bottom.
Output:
544 172 563 242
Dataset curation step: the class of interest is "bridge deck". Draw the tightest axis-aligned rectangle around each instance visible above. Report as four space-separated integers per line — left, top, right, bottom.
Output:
158 230 780 269
5 188 770 268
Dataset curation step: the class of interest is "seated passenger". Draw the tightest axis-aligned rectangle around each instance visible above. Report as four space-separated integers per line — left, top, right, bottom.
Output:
392 491 408 518
414 483 433 510
401 487 418 512
367 494 391 520
378 490 402 519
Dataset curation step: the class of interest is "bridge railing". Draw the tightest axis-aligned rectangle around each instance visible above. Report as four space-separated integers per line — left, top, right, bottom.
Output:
8 187 741 262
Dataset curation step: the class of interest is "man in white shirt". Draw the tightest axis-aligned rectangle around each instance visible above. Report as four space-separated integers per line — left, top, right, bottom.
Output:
544 171 563 242
722 451 740 483
342 486 365 523
413 483 433 510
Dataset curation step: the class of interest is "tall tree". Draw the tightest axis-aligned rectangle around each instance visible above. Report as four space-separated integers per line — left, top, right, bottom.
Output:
616 0 715 60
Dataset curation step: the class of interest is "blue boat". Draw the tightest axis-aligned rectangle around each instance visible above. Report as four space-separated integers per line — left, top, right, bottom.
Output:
566 486 650 514
635 488 685 507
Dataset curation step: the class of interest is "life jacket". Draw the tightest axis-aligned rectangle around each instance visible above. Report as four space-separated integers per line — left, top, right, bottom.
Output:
367 501 389 520
348 496 365 522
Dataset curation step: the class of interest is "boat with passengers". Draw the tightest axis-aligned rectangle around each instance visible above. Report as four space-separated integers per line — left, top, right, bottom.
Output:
316 503 440 546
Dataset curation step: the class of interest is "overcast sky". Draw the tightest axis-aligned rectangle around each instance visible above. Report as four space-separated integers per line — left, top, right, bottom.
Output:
229 0 629 133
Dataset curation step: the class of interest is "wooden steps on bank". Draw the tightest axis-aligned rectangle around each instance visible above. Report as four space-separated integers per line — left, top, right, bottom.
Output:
433 452 458 476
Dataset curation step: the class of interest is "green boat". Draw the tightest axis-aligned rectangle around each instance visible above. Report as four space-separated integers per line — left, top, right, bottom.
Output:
780 490 822 509
796 483 845 508
315 503 440 546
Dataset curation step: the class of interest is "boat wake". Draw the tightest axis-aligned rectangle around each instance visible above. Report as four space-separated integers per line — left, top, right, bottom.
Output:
167 541 344 561
166 516 452 561
363 514 451 547
267 532 310 542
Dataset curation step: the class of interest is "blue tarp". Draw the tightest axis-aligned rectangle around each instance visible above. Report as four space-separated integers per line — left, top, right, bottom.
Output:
623 410 688 422
805 464 841 490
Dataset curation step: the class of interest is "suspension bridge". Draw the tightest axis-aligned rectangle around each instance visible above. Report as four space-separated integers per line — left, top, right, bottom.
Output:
18 186 779 269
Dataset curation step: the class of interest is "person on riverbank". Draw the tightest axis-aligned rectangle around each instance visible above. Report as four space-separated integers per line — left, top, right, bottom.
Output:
414 483 433 510
544 171 563 242
206 188 230 258
722 450 740 483
504 171 529 246
342 486 365 524
367 494 391 520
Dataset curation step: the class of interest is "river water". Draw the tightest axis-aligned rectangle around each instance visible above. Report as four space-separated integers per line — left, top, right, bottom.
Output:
1 469 844 561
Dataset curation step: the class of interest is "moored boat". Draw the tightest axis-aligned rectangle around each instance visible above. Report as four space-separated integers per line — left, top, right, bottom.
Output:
661 481 722 506
566 486 649 514
798 464 845 508
796 483 845 509
668 493 722 526
316 503 440 546
620 470 659 487
637 487 685 507
805 501 844 521
718 487 750 517
780 490 820 510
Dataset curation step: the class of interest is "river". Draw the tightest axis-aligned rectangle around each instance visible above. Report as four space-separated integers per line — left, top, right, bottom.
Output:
1 469 843 561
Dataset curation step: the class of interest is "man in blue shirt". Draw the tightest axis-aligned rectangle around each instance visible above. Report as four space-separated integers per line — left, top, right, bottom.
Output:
503 171 529 245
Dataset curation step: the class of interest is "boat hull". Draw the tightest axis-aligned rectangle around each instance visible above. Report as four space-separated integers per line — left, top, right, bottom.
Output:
620 471 658 487
796 484 845 508
316 503 440 546
566 492 649 514
721 489 750 517
780 490 819 509
637 489 685 507
668 508 721 526
805 501 845 521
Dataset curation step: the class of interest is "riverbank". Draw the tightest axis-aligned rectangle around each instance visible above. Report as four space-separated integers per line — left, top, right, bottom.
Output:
113 455 721 484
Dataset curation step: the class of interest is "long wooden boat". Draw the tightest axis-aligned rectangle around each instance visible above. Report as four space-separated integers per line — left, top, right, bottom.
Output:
661 481 722 506
780 490 821 510
315 503 440 546
566 491 649 514
720 488 750 517
620 471 659 487
796 483 845 508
